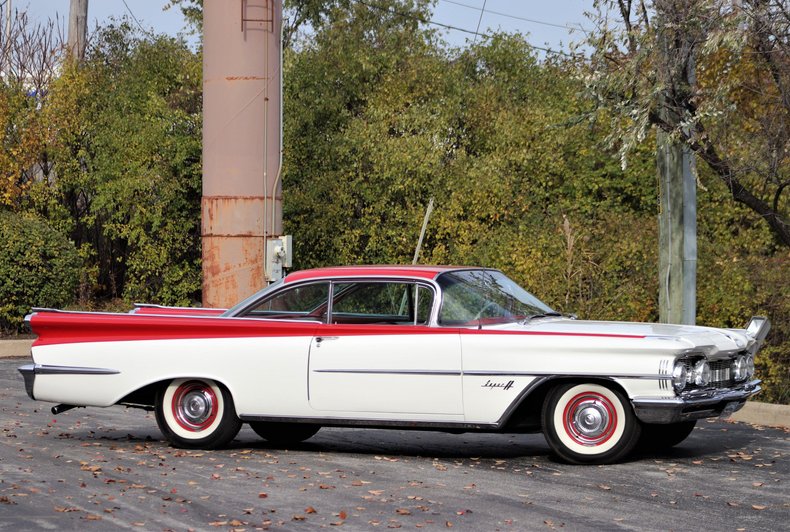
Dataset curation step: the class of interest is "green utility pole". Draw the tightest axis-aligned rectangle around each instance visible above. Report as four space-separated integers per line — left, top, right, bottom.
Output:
657 129 696 325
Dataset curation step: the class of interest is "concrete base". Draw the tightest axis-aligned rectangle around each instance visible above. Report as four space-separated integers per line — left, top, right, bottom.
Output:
730 401 790 429
0 339 32 358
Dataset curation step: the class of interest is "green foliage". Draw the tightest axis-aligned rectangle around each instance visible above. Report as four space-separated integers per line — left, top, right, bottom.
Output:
585 0 789 246
0 210 80 332
0 82 45 207
29 24 203 306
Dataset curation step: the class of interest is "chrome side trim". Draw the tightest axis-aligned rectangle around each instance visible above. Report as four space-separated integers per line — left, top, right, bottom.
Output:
311 369 669 380
464 370 670 380
658 359 671 391
312 369 461 376
30 364 120 376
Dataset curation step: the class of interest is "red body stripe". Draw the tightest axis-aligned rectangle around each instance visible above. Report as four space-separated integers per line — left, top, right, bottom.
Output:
29 312 644 347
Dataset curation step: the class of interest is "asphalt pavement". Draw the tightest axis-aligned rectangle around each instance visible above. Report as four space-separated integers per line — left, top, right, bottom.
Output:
1 357 788 531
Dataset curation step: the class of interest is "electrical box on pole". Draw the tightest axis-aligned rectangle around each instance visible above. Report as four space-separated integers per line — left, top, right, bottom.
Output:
265 235 292 282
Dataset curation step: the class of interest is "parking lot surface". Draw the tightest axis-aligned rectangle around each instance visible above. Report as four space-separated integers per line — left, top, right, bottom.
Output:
1 358 788 530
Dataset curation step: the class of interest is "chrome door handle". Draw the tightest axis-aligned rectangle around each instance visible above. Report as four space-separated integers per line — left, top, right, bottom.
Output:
315 336 339 345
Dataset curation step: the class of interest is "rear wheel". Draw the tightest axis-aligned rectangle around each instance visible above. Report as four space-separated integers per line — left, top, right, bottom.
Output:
155 378 241 449
249 422 321 444
542 382 640 465
638 420 696 451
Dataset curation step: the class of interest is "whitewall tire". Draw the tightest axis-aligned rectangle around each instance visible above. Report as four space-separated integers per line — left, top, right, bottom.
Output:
542 382 640 464
155 378 241 449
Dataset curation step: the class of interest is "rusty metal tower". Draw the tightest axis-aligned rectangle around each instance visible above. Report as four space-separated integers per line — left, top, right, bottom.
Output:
202 0 283 308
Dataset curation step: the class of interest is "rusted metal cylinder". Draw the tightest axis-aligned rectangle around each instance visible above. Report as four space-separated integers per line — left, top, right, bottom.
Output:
202 0 282 308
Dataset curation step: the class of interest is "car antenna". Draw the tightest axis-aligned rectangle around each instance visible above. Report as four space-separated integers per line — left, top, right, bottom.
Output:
411 197 435 264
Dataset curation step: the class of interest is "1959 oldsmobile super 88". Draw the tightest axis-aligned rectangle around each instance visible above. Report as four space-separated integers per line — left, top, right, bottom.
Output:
19 266 770 464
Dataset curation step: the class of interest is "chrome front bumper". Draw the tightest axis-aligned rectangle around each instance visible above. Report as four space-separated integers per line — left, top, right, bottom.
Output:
631 380 762 424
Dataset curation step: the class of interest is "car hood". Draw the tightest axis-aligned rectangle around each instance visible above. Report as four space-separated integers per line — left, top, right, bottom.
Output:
498 318 752 356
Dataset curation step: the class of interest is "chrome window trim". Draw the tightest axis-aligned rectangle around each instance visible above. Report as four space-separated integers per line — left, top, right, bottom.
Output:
232 276 441 325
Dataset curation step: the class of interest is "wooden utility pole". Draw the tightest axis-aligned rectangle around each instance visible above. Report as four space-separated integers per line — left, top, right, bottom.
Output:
67 0 88 61
656 0 697 325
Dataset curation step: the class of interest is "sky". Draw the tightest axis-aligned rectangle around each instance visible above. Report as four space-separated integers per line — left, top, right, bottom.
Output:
15 0 592 53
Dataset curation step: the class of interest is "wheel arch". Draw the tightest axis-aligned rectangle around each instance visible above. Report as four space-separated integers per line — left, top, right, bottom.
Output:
501 376 633 431
117 375 238 413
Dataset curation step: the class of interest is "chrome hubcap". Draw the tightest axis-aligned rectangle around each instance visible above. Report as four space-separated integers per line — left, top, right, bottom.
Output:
172 381 218 431
181 390 213 425
562 390 618 447
573 401 609 438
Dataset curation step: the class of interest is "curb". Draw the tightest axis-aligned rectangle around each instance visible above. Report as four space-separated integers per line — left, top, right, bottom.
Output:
0 339 33 358
0 339 787 428
730 401 790 429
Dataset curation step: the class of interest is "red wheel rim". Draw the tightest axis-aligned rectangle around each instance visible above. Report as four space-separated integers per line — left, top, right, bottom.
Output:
171 381 219 432
562 391 618 447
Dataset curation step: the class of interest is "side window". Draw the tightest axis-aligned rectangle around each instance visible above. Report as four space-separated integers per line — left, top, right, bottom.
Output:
415 285 433 325
244 282 329 320
331 282 434 325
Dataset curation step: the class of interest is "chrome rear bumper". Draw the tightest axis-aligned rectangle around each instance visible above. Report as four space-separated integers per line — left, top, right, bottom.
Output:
18 363 120 401
18 364 36 399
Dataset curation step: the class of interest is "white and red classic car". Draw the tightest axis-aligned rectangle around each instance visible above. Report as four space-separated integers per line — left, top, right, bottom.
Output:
19 266 769 464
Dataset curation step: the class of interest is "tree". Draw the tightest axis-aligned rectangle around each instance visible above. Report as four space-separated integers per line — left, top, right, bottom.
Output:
586 0 789 247
30 23 203 304
0 9 64 207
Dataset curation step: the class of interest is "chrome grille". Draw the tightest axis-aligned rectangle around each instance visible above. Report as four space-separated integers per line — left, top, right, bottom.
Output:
709 360 734 388
681 356 738 391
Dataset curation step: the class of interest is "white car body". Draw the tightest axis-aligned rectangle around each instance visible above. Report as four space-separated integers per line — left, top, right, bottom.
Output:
19 266 770 464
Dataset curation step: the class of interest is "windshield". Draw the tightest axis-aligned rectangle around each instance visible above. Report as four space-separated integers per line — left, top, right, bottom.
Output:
436 269 555 326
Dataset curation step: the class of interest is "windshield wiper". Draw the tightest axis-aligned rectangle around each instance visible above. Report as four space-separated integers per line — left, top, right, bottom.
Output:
522 311 562 323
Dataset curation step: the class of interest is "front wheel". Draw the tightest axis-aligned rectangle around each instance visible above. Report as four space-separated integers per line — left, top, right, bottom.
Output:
542 383 640 465
155 378 242 449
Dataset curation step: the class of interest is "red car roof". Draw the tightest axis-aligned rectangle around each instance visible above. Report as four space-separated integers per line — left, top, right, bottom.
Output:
283 265 476 284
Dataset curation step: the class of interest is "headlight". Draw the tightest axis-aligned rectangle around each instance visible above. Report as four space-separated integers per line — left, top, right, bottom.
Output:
692 360 711 386
746 355 755 379
672 362 687 392
733 356 748 381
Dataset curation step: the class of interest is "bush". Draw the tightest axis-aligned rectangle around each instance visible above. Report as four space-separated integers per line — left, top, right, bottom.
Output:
0 210 81 333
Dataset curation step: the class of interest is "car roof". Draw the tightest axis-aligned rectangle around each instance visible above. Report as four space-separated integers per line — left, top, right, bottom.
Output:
283 265 483 284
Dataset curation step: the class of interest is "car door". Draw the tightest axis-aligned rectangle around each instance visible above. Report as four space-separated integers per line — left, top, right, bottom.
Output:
308 280 463 417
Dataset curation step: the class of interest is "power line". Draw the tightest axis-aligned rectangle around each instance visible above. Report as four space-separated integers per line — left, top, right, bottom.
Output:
121 0 151 35
439 0 591 34
352 0 584 58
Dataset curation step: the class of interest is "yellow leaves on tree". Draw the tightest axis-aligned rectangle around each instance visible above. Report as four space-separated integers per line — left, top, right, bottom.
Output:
0 86 45 207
